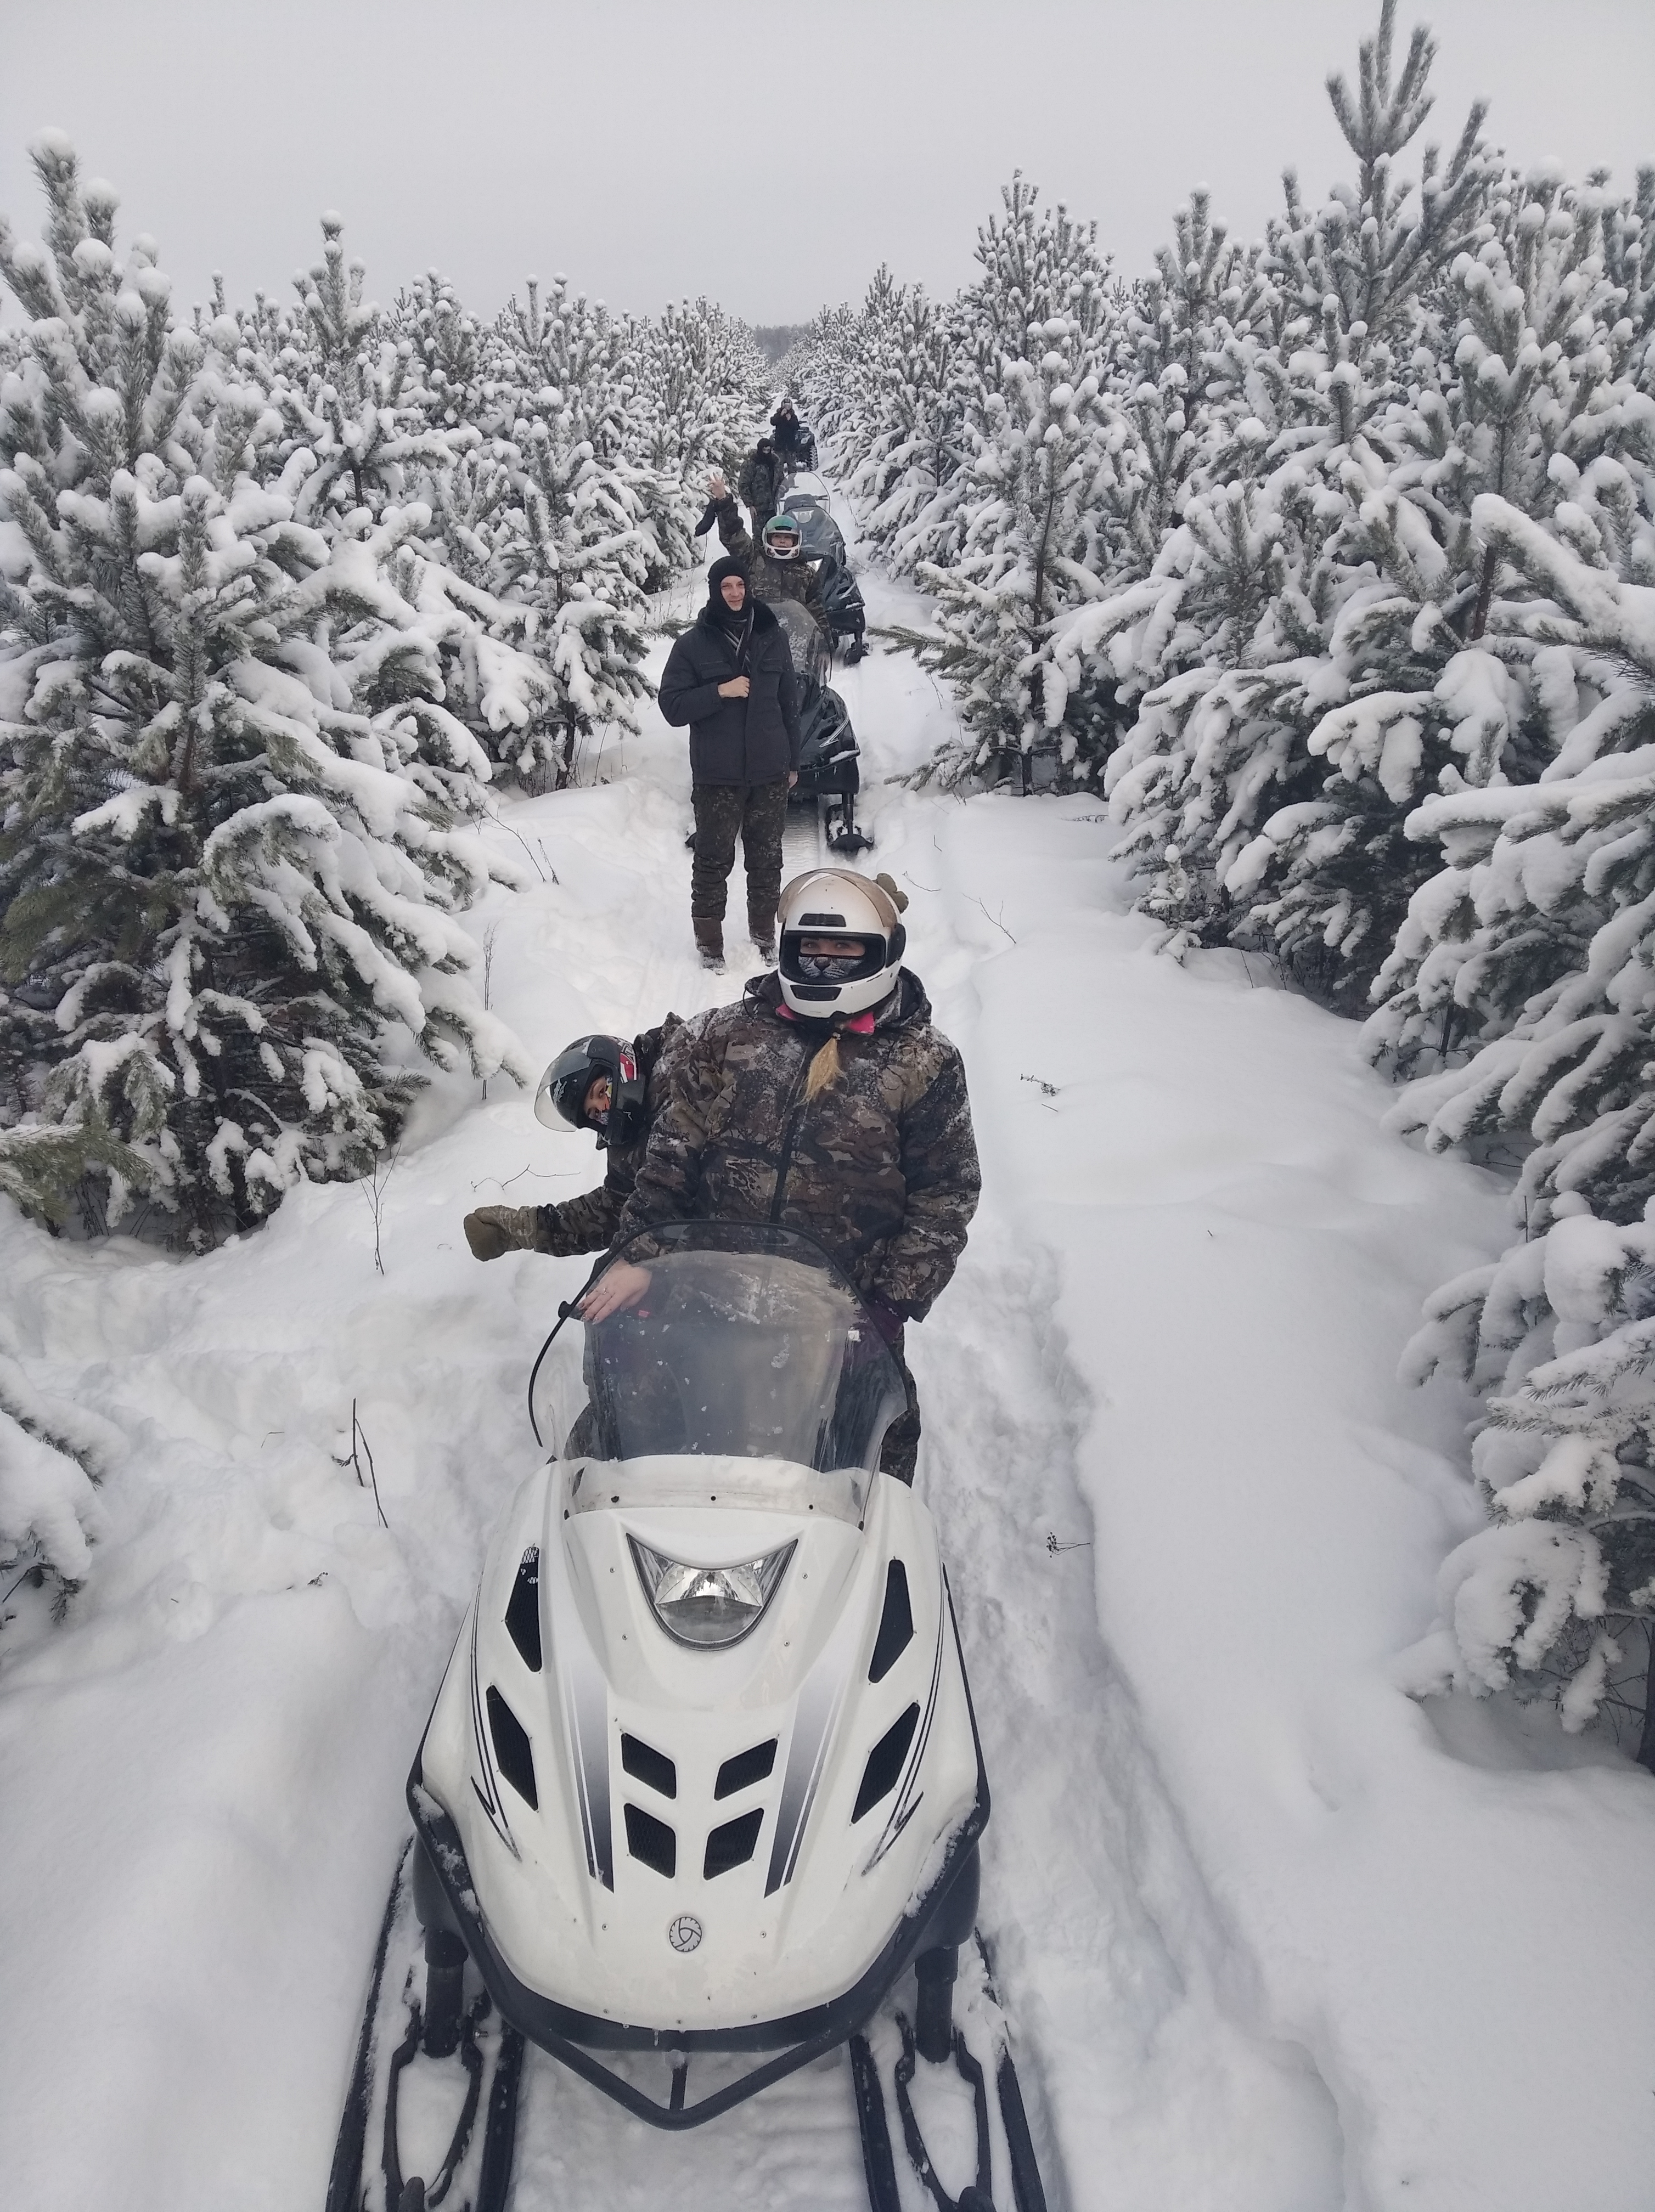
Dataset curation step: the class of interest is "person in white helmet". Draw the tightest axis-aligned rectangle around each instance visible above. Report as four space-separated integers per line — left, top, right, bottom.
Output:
581 870 980 1483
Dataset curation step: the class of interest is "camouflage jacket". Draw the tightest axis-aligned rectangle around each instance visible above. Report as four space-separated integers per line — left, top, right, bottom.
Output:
738 447 785 517
534 1016 696 1256
713 497 830 637
615 971 980 1318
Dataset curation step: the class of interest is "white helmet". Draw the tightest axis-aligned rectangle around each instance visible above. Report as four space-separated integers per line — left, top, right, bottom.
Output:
776 870 908 1019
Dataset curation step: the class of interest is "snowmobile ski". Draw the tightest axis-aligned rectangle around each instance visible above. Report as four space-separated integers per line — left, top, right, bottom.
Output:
325 1843 523 2212
849 1929 1049 2212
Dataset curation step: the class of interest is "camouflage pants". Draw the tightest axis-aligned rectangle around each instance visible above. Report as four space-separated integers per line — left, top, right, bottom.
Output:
691 776 790 932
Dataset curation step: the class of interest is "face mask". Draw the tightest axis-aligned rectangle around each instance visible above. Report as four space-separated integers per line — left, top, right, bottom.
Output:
797 951 863 983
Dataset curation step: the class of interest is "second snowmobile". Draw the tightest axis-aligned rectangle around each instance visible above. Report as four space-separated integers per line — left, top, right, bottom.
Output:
326 1221 1050 2212
784 474 867 661
774 598 871 855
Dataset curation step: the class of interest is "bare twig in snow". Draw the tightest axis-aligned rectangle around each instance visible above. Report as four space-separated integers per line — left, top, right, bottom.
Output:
971 896 1016 945
360 1148 398 1276
340 1397 389 1529
481 923 502 1099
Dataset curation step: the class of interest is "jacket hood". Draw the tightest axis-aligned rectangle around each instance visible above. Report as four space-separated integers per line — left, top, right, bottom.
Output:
742 966 931 1031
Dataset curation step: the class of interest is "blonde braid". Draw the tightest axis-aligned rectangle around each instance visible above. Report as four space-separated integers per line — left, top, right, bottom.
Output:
804 1033 842 1099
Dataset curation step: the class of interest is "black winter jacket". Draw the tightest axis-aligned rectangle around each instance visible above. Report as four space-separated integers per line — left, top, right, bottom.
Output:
658 598 801 787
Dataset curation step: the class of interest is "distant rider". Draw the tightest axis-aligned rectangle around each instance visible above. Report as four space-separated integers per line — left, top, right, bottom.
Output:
770 398 817 473
706 471 830 641
584 870 981 1484
737 435 786 536
658 556 800 969
461 1025 693 1260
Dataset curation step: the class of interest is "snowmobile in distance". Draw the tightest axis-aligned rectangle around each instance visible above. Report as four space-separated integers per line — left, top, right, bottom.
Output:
785 473 866 661
325 1222 1051 2212
775 597 871 855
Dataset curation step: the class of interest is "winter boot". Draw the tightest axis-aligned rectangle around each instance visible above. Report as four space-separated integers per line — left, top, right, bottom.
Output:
748 901 778 964
693 916 724 970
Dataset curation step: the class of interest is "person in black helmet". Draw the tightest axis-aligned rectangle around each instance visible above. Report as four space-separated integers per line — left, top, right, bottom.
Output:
658 555 801 969
461 1020 697 1261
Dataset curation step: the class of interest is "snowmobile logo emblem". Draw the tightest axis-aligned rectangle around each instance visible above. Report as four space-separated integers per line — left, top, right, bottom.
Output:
667 1914 703 1953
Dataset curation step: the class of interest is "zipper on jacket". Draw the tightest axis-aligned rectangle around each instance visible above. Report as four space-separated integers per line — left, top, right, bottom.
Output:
767 1039 817 1223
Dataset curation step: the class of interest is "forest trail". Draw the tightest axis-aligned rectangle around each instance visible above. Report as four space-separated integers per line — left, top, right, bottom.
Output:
1 494 1651 2212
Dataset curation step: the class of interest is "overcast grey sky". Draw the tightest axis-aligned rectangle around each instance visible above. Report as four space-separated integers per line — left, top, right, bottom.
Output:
2 0 1651 329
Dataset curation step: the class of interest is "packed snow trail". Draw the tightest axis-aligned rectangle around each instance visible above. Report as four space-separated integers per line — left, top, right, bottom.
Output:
1 507 1653 2210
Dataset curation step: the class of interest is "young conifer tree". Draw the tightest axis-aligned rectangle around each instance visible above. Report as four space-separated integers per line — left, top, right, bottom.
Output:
0 138 528 1245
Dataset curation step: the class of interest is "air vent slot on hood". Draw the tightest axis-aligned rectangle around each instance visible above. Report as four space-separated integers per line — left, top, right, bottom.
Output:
868 1560 913 1683
624 1803 677 1878
486 1687 538 1809
714 1739 778 1799
852 1702 920 1822
703 1809 763 1880
621 1734 677 1799
504 1547 542 1671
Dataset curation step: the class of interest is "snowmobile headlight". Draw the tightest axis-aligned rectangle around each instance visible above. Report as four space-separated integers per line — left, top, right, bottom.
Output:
628 1537 796 1649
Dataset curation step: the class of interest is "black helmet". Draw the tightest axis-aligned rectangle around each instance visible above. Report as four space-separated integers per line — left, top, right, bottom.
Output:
534 1034 645 1148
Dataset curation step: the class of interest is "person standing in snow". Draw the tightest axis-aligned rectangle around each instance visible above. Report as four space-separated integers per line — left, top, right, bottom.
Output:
582 870 980 1484
461 1023 698 1261
704 472 831 641
769 398 817 473
737 436 786 536
658 557 801 969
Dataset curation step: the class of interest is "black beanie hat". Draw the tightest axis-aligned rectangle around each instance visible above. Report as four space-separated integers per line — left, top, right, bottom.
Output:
707 556 747 612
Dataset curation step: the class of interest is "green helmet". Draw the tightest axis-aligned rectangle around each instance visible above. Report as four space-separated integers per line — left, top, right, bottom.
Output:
762 512 803 562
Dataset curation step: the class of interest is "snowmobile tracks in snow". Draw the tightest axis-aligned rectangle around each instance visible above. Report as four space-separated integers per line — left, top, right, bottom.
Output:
328 1852 1050 2212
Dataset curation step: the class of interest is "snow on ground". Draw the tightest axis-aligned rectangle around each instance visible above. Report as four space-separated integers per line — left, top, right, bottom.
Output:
1 509 1653 2212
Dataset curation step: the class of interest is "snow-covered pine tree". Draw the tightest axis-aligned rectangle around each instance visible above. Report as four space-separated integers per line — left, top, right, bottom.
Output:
1066 4 1500 993
0 1334 122 1636
477 275 655 783
1400 1199 1655 1760
898 179 1116 785
223 232 570 779
635 297 765 552
0 137 528 1244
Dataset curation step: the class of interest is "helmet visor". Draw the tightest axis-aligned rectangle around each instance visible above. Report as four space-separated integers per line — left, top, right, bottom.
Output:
536 1040 614 1132
779 931 892 991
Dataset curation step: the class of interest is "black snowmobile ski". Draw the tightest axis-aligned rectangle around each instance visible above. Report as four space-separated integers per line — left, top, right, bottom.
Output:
850 1931 1049 2212
326 1843 525 2212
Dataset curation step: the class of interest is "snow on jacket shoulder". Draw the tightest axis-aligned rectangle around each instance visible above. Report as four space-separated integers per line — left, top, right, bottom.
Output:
533 1014 706 1257
615 970 981 1319
658 599 801 786
713 496 830 637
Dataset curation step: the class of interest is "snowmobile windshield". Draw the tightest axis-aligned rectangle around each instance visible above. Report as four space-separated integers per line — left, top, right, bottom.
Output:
774 599 828 685
541 1222 907 1485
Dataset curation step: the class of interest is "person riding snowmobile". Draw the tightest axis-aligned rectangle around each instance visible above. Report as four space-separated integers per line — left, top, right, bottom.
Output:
583 870 980 1483
705 471 831 641
737 435 786 534
461 1023 695 1260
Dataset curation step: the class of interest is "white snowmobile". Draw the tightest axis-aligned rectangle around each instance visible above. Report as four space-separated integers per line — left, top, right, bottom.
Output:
325 1222 1050 2212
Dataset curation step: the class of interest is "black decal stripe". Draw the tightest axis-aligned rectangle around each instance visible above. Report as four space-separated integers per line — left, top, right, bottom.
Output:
469 1608 519 1859
865 1575 945 1871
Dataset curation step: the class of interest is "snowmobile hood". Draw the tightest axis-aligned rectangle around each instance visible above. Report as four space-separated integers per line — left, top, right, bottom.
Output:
412 1226 985 2050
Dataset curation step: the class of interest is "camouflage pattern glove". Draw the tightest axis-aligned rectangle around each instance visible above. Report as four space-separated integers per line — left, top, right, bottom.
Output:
463 1205 546 1262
